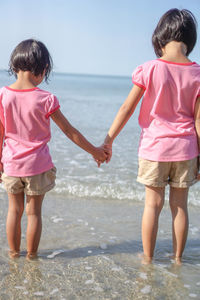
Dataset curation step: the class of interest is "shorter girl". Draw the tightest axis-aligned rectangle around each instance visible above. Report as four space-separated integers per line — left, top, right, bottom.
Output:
0 39 107 259
103 8 200 263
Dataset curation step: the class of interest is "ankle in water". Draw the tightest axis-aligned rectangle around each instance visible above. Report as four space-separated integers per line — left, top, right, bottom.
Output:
26 252 38 260
9 250 20 259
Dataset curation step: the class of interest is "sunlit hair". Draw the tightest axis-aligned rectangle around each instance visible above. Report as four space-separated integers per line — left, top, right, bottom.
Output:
152 8 197 57
8 39 53 82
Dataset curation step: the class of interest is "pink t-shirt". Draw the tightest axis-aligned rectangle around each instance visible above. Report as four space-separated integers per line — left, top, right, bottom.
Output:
0 86 60 176
132 59 200 161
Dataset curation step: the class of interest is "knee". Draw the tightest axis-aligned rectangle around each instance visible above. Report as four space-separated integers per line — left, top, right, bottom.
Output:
145 198 164 213
25 206 41 217
9 204 24 218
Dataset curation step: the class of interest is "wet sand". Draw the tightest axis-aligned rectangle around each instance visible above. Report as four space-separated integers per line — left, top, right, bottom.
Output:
0 192 200 299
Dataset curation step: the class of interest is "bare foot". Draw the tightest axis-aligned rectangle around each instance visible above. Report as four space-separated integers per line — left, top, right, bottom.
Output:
26 252 38 260
9 250 20 259
137 252 152 264
174 256 182 266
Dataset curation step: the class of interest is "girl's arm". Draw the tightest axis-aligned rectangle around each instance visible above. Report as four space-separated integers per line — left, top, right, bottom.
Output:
194 96 200 180
50 109 107 163
0 120 4 181
103 84 144 161
194 96 200 150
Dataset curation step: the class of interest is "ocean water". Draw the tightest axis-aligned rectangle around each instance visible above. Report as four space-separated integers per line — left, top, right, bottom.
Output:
0 70 200 299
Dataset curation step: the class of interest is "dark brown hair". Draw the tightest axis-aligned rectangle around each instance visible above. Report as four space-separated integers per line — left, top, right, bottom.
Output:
152 9 197 57
9 39 53 82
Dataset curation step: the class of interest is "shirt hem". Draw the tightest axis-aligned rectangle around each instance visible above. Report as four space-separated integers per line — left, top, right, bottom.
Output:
132 81 146 90
3 164 55 177
45 105 60 119
138 154 198 162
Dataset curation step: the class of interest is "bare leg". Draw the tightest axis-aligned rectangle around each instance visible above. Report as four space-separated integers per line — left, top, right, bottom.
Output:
142 186 165 260
169 187 189 261
6 192 24 257
25 194 45 258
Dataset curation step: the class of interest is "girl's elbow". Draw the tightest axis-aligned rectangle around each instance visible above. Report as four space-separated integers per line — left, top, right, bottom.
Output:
119 104 133 117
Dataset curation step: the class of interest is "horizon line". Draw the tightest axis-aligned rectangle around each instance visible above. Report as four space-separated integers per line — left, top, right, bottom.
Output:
0 68 130 79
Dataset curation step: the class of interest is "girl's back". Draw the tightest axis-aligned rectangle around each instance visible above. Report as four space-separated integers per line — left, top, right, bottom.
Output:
132 58 200 162
0 86 59 176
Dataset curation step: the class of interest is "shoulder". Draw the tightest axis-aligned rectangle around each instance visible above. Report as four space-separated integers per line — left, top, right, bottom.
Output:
136 59 159 69
36 88 59 101
132 59 159 81
0 86 7 92
36 88 55 97
133 59 160 75
0 86 7 97
191 62 200 73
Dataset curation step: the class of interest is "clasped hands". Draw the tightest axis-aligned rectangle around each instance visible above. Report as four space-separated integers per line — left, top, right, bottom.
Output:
93 144 112 167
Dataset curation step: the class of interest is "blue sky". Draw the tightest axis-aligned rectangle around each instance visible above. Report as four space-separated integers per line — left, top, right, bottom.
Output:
0 0 200 76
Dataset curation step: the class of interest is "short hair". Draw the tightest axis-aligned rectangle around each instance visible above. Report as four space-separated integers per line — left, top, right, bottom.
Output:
152 9 197 57
9 39 53 82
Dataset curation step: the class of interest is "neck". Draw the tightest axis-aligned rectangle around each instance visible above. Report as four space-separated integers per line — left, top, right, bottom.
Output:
9 71 39 90
160 41 191 63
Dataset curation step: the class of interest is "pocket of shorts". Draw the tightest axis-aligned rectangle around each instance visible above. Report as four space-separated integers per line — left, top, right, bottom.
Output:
48 167 57 180
1 172 8 182
51 167 57 174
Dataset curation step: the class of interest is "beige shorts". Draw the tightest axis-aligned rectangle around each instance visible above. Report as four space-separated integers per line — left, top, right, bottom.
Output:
137 157 198 188
2 167 56 195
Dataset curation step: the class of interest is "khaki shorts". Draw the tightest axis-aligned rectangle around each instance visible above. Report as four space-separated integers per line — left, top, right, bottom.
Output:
137 157 198 188
2 167 56 195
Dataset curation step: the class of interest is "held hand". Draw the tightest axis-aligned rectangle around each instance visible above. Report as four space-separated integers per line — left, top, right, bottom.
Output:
94 144 112 167
102 143 112 163
93 146 108 167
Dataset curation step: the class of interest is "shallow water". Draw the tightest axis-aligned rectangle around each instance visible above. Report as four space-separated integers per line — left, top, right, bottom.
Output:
0 71 200 299
0 194 200 299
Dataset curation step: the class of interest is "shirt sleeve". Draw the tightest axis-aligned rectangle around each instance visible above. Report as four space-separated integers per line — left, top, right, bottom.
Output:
45 94 60 119
132 65 146 90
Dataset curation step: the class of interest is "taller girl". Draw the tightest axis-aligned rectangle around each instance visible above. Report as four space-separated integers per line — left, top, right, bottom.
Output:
103 9 200 263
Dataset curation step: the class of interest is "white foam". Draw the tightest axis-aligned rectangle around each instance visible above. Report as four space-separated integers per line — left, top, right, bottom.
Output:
111 267 122 272
50 288 59 295
184 284 190 288
54 218 64 223
33 292 44 296
100 243 107 250
85 279 94 285
15 286 25 290
189 294 197 298
102 256 111 261
94 286 104 292
77 219 83 222
85 266 92 270
47 249 65 258
140 285 151 294
139 272 147 280
189 225 199 235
